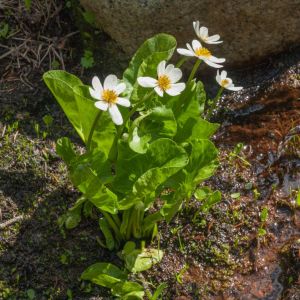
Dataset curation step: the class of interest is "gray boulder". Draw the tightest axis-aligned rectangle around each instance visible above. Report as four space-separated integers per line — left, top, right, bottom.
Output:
80 0 300 65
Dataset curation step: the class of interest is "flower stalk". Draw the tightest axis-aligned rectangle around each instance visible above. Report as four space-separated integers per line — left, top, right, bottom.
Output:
206 86 224 119
187 59 201 85
87 110 103 151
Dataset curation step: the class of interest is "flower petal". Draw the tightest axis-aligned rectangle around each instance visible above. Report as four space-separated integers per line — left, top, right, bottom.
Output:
165 63 175 75
206 40 223 45
137 76 157 88
203 59 223 68
216 70 221 85
104 74 118 90
109 105 123 125
206 34 221 42
200 26 208 38
220 70 227 80
193 21 200 37
157 60 166 76
187 43 194 52
95 100 108 111
116 97 130 107
227 85 243 91
209 56 226 63
167 67 182 83
115 82 126 95
92 76 103 93
177 48 195 57
89 87 100 100
154 86 164 97
166 83 186 96
192 39 202 51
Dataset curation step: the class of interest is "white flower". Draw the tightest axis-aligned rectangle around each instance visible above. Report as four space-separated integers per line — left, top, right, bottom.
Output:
137 60 186 97
177 40 225 68
216 70 243 91
89 74 130 125
193 21 222 44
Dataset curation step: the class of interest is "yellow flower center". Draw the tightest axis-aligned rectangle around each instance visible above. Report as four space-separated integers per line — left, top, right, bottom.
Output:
157 75 171 91
221 79 229 87
195 47 211 58
102 89 117 104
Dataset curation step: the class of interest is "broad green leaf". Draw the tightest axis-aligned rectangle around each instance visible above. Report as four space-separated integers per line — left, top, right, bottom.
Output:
189 118 219 141
115 139 189 209
70 150 113 185
111 281 144 299
160 187 187 223
123 34 176 102
43 71 116 156
124 248 163 273
69 152 118 214
56 137 77 166
167 80 218 143
43 71 83 139
81 263 127 288
185 139 219 186
129 106 177 153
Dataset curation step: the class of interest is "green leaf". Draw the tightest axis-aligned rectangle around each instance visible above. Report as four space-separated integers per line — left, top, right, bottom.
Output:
129 105 177 153
69 152 118 214
26 289 35 300
115 139 189 209
123 34 176 102
124 248 163 273
0 22 9 38
260 207 269 222
167 80 218 143
56 137 76 166
111 281 144 299
81 263 127 288
194 187 212 201
24 0 32 11
81 50 95 69
99 218 115 250
201 190 221 213
150 283 168 300
230 192 241 199
43 71 83 138
43 71 116 156
296 190 300 206
185 139 219 186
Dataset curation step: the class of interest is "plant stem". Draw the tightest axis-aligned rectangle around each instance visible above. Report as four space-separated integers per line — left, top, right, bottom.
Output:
87 110 103 151
176 57 188 68
187 59 201 85
206 87 224 119
101 211 122 241
111 213 121 227
109 90 154 161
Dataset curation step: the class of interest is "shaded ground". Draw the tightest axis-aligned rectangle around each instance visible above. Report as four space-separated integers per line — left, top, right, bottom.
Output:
1 1 300 299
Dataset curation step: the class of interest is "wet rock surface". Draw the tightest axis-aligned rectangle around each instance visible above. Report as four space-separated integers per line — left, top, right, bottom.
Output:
80 0 300 65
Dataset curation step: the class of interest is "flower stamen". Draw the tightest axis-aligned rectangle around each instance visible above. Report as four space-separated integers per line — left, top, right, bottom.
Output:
221 79 229 87
195 47 211 58
157 75 171 91
102 89 118 104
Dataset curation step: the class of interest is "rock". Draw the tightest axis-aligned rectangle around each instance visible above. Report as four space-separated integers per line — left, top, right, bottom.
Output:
80 0 300 66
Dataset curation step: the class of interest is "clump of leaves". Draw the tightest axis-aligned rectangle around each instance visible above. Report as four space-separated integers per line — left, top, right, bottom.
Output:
43 31 228 297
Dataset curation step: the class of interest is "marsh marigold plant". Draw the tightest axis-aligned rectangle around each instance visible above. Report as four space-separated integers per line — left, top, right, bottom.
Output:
43 21 242 299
